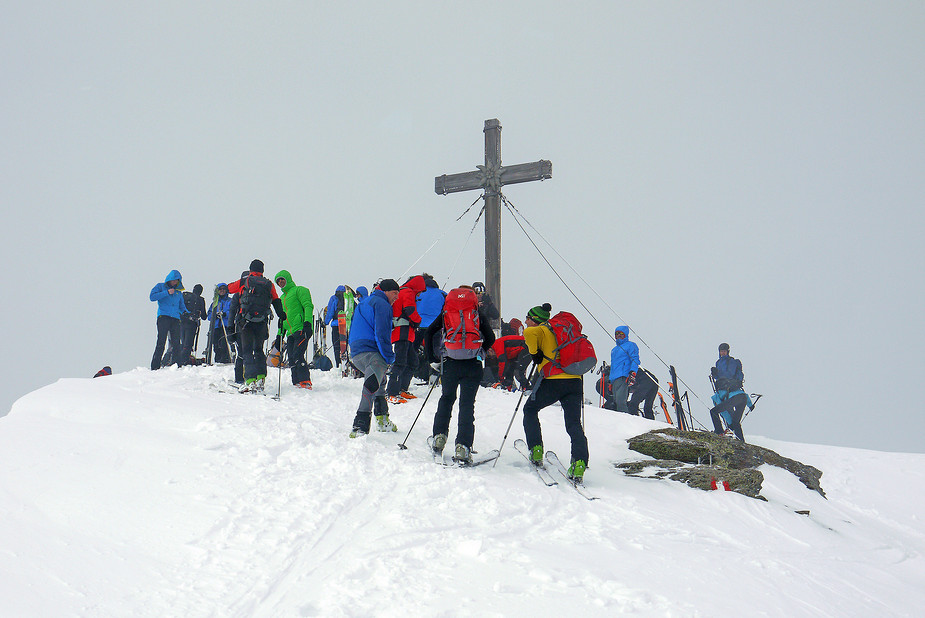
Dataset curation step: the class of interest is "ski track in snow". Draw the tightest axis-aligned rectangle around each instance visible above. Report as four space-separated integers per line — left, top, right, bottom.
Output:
1 365 923 616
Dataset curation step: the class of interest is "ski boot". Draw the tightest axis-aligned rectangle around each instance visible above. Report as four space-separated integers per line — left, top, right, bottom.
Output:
297 380 312 390
399 390 417 400
253 377 266 393
432 433 447 454
375 414 397 432
454 444 472 464
567 459 587 484
387 395 407 405
349 427 367 439
530 444 544 467
238 378 256 393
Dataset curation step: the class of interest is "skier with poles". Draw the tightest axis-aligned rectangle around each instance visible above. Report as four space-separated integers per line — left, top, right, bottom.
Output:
709 343 754 442
520 303 593 483
207 283 234 363
423 285 495 463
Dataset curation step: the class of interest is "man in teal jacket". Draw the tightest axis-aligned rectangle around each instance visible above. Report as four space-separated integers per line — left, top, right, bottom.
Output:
275 270 314 388
149 269 188 370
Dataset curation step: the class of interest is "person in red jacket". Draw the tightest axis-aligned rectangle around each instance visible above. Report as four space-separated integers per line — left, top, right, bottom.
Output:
385 275 426 403
490 335 530 391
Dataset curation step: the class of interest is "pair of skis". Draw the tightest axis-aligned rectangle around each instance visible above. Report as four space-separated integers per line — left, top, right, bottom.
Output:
513 439 598 500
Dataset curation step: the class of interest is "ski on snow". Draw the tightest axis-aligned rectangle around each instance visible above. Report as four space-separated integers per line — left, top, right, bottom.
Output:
545 451 598 501
513 439 558 486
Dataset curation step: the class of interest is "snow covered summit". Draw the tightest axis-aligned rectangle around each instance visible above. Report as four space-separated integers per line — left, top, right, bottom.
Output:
1 366 923 616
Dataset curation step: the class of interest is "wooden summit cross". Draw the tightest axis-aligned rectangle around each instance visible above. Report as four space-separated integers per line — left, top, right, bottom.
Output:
434 119 551 327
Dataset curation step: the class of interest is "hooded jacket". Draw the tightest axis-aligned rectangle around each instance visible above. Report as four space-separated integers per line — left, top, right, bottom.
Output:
207 283 234 328
609 326 640 381
348 288 396 363
324 285 347 325
416 279 447 329
274 270 314 336
391 275 426 343
149 270 188 319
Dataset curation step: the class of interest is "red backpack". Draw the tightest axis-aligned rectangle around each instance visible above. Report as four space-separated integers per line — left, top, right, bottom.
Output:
542 311 597 377
443 287 483 360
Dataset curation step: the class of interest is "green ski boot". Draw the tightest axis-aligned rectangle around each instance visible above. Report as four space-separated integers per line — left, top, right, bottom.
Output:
530 444 544 466
567 459 587 483
375 414 397 432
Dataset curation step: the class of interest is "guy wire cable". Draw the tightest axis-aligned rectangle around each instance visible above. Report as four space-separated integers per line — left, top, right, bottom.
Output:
502 193 712 424
399 194 485 282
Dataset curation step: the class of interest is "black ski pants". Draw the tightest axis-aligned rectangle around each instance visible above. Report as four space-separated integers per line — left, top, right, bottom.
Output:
432 357 482 449
523 377 589 465
239 320 269 381
628 381 658 420
331 327 342 367
386 339 418 396
287 331 311 385
179 321 199 364
710 393 747 442
151 315 182 370
212 326 232 363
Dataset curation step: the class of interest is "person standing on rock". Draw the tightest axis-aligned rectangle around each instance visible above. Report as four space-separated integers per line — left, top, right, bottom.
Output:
709 343 754 442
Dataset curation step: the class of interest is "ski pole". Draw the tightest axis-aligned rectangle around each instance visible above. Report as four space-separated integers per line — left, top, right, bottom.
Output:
743 394 762 420
492 364 535 468
397 374 441 450
274 329 285 400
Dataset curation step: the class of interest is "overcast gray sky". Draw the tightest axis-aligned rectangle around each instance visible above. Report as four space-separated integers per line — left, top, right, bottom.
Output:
2 2 923 452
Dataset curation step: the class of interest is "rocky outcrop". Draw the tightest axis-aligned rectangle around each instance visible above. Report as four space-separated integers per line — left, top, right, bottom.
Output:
614 429 825 500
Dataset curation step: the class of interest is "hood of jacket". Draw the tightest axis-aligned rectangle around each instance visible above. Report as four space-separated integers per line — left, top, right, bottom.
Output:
402 275 427 295
164 269 184 290
614 325 630 342
356 286 368 298
335 285 346 293
274 270 296 294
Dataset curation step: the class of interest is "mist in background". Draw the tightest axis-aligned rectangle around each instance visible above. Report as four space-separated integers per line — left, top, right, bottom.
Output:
2 2 923 452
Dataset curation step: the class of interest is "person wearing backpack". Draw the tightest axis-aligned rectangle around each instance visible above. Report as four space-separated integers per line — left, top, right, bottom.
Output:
149 269 189 370
176 283 207 364
324 286 350 368
385 275 427 403
423 285 496 462
709 343 754 442
274 269 315 389
490 334 530 391
521 303 593 483
225 260 286 393
348 278 401 437
413 274 446 383
609 326 640 416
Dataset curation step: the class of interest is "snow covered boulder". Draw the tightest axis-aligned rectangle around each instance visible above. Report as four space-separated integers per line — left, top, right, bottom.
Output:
616 428 825 499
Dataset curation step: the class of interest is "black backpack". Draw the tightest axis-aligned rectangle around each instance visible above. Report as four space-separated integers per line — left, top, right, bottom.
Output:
239 275 273 323
181 291 199 322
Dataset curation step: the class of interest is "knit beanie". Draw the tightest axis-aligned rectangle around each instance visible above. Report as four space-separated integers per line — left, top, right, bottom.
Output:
527 303 552 323
249 259 265 273
378 278 400 292
719 342 730 353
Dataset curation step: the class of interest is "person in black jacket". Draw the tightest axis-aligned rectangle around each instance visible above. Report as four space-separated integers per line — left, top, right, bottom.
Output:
177 284 208 364
424 287 496 462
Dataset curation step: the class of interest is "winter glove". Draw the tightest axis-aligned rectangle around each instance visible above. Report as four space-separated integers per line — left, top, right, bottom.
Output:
303 323 313 339
626 371 636 388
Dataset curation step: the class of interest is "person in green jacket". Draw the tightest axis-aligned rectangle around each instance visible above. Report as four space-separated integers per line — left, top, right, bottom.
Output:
274 270 315 389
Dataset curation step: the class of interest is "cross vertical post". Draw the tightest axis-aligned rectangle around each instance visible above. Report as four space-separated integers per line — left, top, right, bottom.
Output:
435 119 552 329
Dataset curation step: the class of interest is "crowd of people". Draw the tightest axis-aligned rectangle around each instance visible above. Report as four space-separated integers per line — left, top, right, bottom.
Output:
149 260 755 485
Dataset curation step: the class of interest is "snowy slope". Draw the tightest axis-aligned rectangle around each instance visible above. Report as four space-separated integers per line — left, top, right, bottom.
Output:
1 366 923 617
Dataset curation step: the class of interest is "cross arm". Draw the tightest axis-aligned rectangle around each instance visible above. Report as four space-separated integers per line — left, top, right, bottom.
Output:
499 160 552 187
435 170 484 196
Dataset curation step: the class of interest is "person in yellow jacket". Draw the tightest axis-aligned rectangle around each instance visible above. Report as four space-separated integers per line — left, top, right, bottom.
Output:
521 303 589 482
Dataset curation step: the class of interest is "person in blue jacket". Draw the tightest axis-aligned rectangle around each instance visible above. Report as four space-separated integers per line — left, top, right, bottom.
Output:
710 343 754 442
413 274 446 382
609 325 640 415
149 269 189 370
324 285 349 367
207 283 234 363
348 278 400 437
